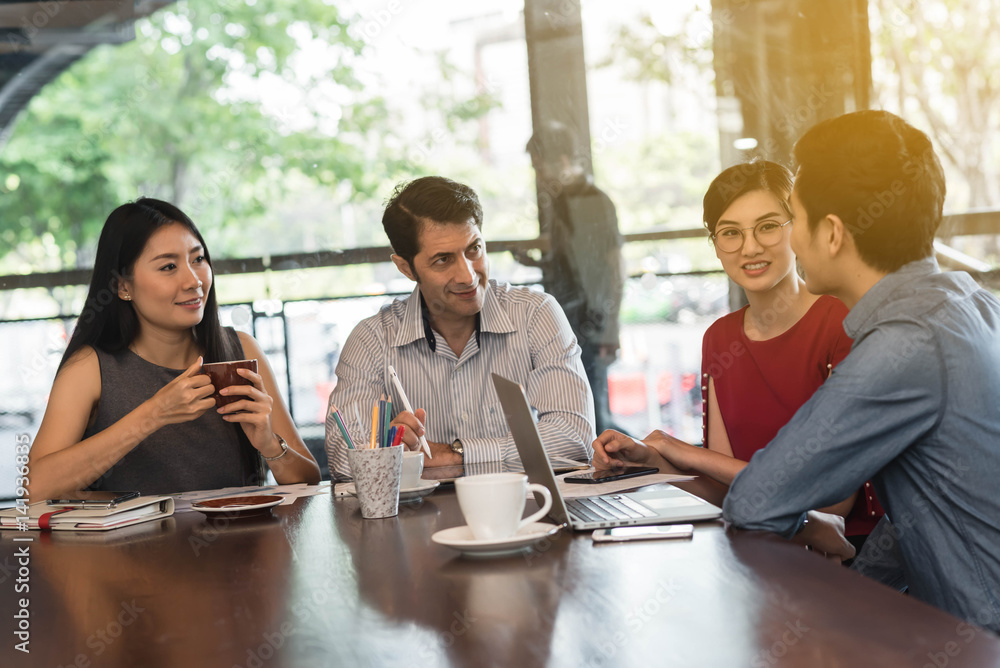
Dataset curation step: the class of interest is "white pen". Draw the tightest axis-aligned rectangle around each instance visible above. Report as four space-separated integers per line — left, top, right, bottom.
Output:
387 364 433 459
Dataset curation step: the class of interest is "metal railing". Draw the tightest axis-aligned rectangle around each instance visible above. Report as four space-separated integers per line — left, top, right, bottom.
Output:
4 207 999 292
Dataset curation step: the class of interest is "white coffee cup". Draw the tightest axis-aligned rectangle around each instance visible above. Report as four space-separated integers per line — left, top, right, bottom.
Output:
455 473 553 541
401 451 424 489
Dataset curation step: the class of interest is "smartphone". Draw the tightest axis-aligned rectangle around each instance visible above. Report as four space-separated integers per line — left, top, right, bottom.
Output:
47 491 140 509
592 524 694 543
564 466 659 484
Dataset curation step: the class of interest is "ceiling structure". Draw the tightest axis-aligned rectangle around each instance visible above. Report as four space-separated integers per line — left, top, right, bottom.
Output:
0 0 174 150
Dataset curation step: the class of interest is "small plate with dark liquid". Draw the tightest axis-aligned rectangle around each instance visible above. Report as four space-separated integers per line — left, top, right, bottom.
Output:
191 495 284 517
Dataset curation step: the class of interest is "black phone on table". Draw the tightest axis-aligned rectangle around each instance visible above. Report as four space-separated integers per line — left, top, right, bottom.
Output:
46 491 140 509
564 466 659 484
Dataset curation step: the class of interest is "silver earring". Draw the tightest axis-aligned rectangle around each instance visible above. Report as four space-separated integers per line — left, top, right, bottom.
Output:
123 293 131 301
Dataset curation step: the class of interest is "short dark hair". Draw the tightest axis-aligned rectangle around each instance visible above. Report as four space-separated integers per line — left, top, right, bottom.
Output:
793 110 946 273
382 176 483 267
526 120 577 160
702 160 793 236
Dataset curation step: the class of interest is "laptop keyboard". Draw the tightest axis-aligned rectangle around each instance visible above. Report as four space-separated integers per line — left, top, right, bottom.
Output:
567 495 657 523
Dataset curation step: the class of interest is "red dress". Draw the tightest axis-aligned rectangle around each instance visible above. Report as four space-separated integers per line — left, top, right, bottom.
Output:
700 295 883 536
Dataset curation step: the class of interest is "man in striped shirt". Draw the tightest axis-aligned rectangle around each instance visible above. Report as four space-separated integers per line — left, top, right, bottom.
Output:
325 176 595 481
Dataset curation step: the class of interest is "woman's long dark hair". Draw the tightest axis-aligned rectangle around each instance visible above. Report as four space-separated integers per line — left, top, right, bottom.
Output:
61 198 264 484
60 198 240 368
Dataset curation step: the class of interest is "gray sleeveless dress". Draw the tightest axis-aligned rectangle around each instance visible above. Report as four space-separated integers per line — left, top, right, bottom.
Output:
84 329 261 494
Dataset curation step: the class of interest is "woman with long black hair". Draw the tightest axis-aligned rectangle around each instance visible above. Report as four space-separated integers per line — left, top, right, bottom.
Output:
28 198 319 499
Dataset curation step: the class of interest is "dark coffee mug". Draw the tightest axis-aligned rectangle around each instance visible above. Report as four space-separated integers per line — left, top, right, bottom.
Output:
201 359 258 407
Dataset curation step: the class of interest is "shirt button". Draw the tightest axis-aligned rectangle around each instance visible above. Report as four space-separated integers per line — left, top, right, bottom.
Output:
701 385 707 391
703 373 708 378
462 413 468 422
870 511 876 516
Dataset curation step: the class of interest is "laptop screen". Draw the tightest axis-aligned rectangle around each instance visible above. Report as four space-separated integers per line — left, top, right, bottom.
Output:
490 373 577 526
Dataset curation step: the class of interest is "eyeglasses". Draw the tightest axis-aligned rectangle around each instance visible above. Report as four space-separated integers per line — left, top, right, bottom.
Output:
710 219 792 253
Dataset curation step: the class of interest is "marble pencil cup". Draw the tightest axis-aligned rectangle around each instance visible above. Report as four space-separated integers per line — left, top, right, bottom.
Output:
347 445 404 519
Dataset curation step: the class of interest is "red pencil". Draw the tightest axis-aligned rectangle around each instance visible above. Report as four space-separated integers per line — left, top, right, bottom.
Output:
392 425 405 447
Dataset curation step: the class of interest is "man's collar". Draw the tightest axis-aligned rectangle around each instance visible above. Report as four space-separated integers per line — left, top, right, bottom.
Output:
392 281 516 352
419 294 479 353
843 257 940 338
479 280 517 335
393 285 428 348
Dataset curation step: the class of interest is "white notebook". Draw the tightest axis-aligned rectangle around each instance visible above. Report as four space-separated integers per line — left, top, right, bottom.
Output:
0 496 174 531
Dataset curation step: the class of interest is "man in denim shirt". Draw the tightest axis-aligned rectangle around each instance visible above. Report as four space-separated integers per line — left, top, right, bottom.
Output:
720 111 1000 632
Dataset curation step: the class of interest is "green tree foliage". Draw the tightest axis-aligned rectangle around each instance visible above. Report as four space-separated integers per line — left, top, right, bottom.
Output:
871 0 998 209
0 0 395 270
591 5 719 239
597 10 713 84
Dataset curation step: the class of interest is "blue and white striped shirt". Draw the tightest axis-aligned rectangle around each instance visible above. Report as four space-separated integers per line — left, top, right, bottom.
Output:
325 280 595 481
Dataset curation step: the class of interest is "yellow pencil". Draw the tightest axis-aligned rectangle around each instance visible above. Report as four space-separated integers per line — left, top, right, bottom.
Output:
370 404 378 449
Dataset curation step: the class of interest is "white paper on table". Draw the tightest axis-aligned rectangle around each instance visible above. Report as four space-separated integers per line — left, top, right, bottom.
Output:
333 482 357 497
549 469 697 499
170 482 331 513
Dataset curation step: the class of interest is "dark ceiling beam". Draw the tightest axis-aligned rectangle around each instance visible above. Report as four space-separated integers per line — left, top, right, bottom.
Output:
0 1 175 151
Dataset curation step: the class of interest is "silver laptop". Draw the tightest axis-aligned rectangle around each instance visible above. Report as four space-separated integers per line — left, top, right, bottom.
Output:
491 373 722 530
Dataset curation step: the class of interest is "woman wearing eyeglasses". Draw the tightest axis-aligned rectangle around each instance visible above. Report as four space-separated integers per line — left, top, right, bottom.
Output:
595 160 883 551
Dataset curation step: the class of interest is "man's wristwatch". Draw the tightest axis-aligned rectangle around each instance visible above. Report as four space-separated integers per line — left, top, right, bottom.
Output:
263 434 289 461
450 438 464 457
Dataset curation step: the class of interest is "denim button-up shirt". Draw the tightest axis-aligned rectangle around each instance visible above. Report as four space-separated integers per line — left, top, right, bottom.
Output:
724 258 1000 632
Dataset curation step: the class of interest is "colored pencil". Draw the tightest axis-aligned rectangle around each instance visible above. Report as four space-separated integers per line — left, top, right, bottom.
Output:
330 405 356 449
384 400 393 447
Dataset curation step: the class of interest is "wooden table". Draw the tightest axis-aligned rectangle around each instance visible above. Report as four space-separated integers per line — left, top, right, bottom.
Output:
2 487 998 667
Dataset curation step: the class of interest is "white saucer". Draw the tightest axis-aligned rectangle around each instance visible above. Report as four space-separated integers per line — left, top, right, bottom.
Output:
432 522 561 558
340 480 440 503
400 480 440 503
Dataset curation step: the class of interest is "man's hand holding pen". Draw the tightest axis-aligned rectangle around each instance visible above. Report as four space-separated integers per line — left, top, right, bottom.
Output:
390 408 427 452
389 408 462 466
